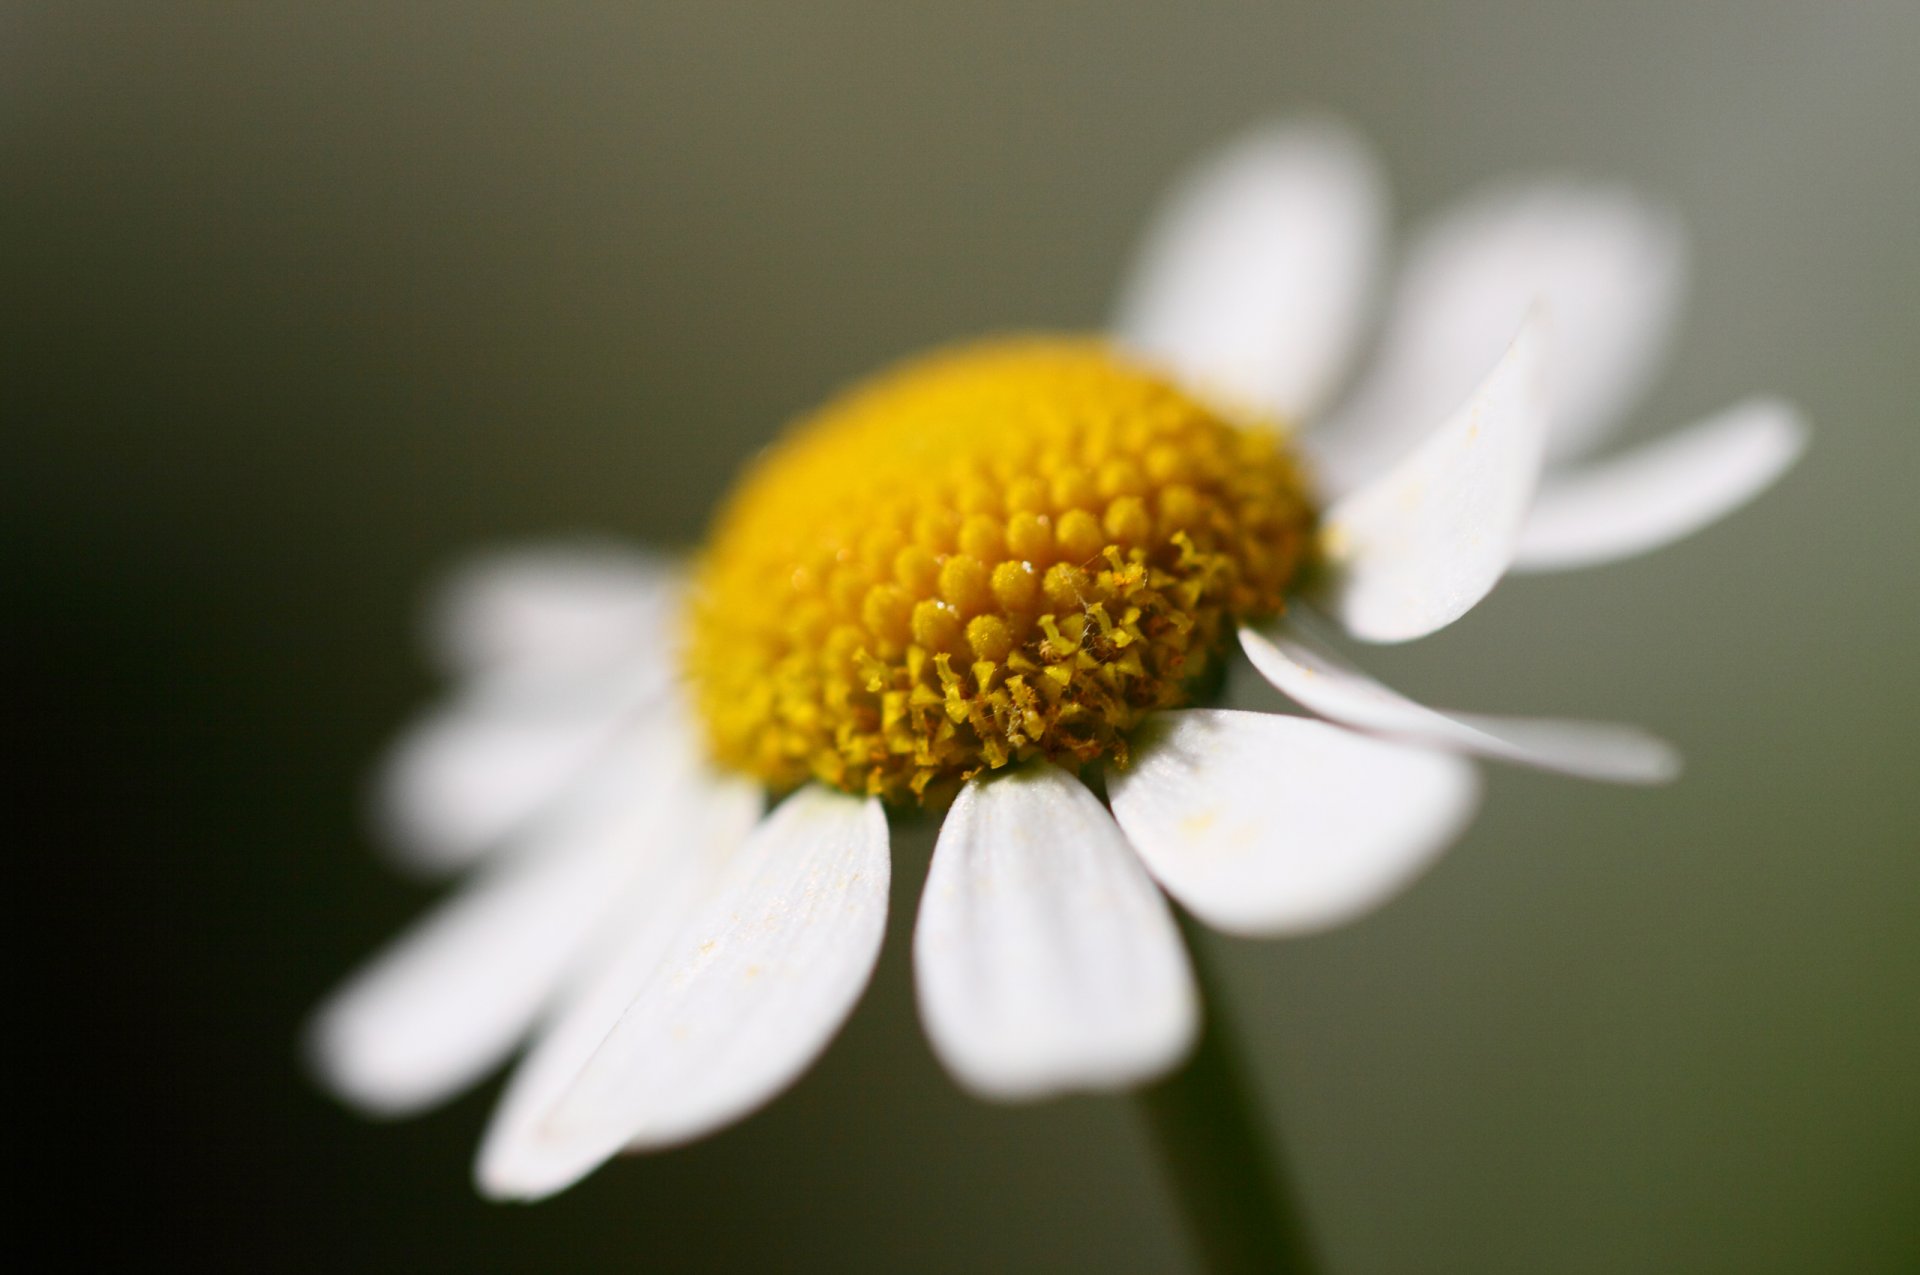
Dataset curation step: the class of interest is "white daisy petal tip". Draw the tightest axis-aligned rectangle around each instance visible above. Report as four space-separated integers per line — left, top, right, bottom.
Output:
1513 396 1809 572
1307 178 1687 493
1468 179 1689 464
1318 312 1549 643
303 969 486 1123
426 541 683 684
914 765 1198 1102
303 877 581 1122
379 561 686 879
1239 619 1683 786
475 786 890 1199
467 773 764 1202
307 743 710 1123
370 692 623 876
303 996 424 1122
1111 710 1482 937
1115 113 1386 422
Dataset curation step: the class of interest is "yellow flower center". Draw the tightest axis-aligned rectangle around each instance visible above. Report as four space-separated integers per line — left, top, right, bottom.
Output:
685 337 1316 805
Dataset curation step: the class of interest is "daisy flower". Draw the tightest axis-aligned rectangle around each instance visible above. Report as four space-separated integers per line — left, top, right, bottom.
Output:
308 117 1805 1204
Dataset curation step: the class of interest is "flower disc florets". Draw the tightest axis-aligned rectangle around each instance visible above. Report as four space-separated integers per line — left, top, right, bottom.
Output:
686 338 1316 804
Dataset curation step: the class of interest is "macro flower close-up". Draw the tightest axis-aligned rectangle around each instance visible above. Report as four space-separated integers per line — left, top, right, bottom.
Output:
23 6 1920 1272
309 117 1805 1208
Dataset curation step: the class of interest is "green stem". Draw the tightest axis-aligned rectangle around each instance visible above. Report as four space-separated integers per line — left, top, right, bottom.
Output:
1137 913 1318 1275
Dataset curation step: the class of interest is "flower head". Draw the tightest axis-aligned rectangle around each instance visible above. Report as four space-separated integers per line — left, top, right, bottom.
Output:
689 338 1314 803
309 117 1804 1200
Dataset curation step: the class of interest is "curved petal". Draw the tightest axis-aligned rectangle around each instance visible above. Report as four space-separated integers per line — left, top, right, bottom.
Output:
1113 116 1386 421
373 668 671 875
1512 398 1807 572
1110 710 1480 935
1311 180 1686 491
1240 620 1680 784
1317 317 1548 644
307 721 703 1117
475 774 762 1200
426 543 681 685
480 786 889 1199
914 765 1197 1101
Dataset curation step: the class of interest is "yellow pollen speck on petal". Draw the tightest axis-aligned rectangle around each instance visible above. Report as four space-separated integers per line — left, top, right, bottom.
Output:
685 337 1317 805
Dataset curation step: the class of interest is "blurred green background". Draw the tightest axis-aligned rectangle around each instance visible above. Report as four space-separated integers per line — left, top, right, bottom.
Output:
10 2 1918 1271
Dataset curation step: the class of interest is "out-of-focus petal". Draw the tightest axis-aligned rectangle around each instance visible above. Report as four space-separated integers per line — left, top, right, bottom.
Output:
1240 620 1680 784
914 765 1196 1101
373 667 672 875
1110 710 1480 935
1113 117 1386 421
426 543 681 684
307 721 704 1117
480 786 888 1200
1317 317 1548 644
1311 181 1686 490
475 773 762 1200
1513 398 1808 572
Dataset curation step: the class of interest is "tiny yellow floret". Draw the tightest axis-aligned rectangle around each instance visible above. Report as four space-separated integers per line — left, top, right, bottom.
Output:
686 337 1316 805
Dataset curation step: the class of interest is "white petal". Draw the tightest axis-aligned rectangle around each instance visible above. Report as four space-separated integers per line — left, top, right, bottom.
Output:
427 543 681 684
475 773 762 1200
481 786 889 1199
1311 181 1686 490
1513 398 1807 572
308 722 704 1117
914 765 1197 1101
1110 710 1480 935
1240 620 1680 784
374 669 671 874
1318 317 1548 643
1113 117 1386 421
